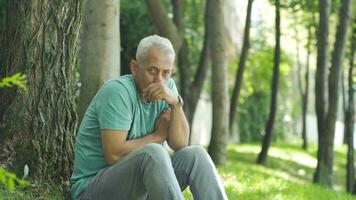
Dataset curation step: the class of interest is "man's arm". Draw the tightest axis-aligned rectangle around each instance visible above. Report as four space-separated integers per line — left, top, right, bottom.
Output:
167 104 190 151
143 82 189 151
101 111 170 165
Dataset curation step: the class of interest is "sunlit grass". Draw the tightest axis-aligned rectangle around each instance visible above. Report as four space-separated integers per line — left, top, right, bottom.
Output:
183 143 355 200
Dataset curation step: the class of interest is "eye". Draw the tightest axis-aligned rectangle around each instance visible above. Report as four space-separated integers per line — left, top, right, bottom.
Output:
148 68 158 74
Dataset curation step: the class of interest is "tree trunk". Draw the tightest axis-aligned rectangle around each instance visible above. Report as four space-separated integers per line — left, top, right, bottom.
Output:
313 0 331 184
301 23 312 150
257 0 280 165
229 0 254 137
0 0 82 188
78 0 121 123
207 0 229 166
341 67 347 145
315 0 352 187
294 21 310 150
346 16 355 194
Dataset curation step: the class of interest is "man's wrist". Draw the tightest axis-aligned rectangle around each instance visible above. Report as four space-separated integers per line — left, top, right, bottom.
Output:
169 95 184 109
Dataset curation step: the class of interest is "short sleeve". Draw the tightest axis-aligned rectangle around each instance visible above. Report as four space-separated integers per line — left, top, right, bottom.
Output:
95 81 132 130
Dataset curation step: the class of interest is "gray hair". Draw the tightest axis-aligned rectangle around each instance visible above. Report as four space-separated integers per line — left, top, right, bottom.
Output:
136 35 175 64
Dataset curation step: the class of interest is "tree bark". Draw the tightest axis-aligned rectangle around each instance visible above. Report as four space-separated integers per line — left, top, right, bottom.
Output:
78 0 121 123
229 0 254 137
0 0 82 188
314 0 352 187
313 0 331 184
346 16 355 194
206 0 229 166
257 0 280 165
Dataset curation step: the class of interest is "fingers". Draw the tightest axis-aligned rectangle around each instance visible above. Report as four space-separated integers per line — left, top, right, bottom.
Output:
143 83 164 103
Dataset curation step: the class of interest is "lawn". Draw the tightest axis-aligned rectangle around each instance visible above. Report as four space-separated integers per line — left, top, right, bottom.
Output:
1 143 355 199
183 143 355 200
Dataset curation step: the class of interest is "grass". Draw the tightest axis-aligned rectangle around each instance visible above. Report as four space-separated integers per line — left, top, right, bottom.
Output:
1 143 355 199
183 143 355 200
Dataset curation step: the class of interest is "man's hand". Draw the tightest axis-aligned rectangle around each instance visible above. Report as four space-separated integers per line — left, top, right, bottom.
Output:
143 82 178 105
154 110 171 143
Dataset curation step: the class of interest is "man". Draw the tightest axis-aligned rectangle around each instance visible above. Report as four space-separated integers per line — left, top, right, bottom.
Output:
71 35 228 200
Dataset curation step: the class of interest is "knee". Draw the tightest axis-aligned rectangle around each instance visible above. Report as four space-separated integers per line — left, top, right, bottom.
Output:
179 146 212 164
141 143 170 164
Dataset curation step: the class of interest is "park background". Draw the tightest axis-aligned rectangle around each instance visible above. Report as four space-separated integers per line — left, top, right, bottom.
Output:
0 0 355 199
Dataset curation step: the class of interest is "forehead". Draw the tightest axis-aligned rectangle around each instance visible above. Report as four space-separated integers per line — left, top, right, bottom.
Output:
145 47 174 69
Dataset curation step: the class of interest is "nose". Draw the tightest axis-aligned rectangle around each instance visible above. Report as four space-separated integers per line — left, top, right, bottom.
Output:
154 72 163 82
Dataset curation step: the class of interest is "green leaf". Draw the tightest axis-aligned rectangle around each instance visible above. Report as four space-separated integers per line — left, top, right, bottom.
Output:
7 179 15 191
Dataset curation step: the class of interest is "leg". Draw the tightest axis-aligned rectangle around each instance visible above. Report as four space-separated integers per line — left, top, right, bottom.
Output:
77 143 184 200
171 146 228 200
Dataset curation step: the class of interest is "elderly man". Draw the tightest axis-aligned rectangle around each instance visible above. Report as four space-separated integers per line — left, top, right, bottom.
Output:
71 35 228 200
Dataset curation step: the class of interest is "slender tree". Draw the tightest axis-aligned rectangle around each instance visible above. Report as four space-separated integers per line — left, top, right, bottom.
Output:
78 0 121 122
314 0 353 187
346 16 355 193
295 20 312 150
257 0 281 165
0 0 82 188
229 0 254 136
206 0 229 166
302 24 311 150
146 0 210 143
313 0 331 184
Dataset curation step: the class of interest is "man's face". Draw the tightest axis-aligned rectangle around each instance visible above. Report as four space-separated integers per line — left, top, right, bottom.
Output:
131 47 175 93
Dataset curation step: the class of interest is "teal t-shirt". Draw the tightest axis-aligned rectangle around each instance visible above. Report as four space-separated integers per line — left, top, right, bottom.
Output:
70 74 178 198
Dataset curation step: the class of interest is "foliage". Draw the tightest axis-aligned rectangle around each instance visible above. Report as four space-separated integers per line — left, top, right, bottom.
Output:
0 167 29 192
0 72 29 193
183 143 355 200
0 73 27 91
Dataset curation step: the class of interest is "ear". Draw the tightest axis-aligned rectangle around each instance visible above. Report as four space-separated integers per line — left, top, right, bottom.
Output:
130 59 138 77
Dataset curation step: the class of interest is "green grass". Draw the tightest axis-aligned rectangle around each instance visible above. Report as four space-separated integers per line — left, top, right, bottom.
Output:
1 143 355 199
183 143 355 200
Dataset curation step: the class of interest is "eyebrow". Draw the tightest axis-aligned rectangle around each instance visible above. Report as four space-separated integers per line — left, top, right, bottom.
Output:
147 65 172 71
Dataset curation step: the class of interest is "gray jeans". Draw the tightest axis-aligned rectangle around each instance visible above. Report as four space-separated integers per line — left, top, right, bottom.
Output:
76 144 228 200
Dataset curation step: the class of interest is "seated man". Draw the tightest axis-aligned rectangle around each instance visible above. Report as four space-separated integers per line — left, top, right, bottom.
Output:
71 35 228 200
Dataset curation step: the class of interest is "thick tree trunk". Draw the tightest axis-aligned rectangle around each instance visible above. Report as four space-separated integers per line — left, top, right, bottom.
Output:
346 16 355 194
229 0 254 136
315 0 352 187
78 0 120 122
257 0 280 165
0 0 82 188
313 0 331 184
207 0 229 166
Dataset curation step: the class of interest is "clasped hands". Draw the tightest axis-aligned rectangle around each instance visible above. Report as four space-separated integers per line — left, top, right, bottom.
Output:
143 82 178 143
